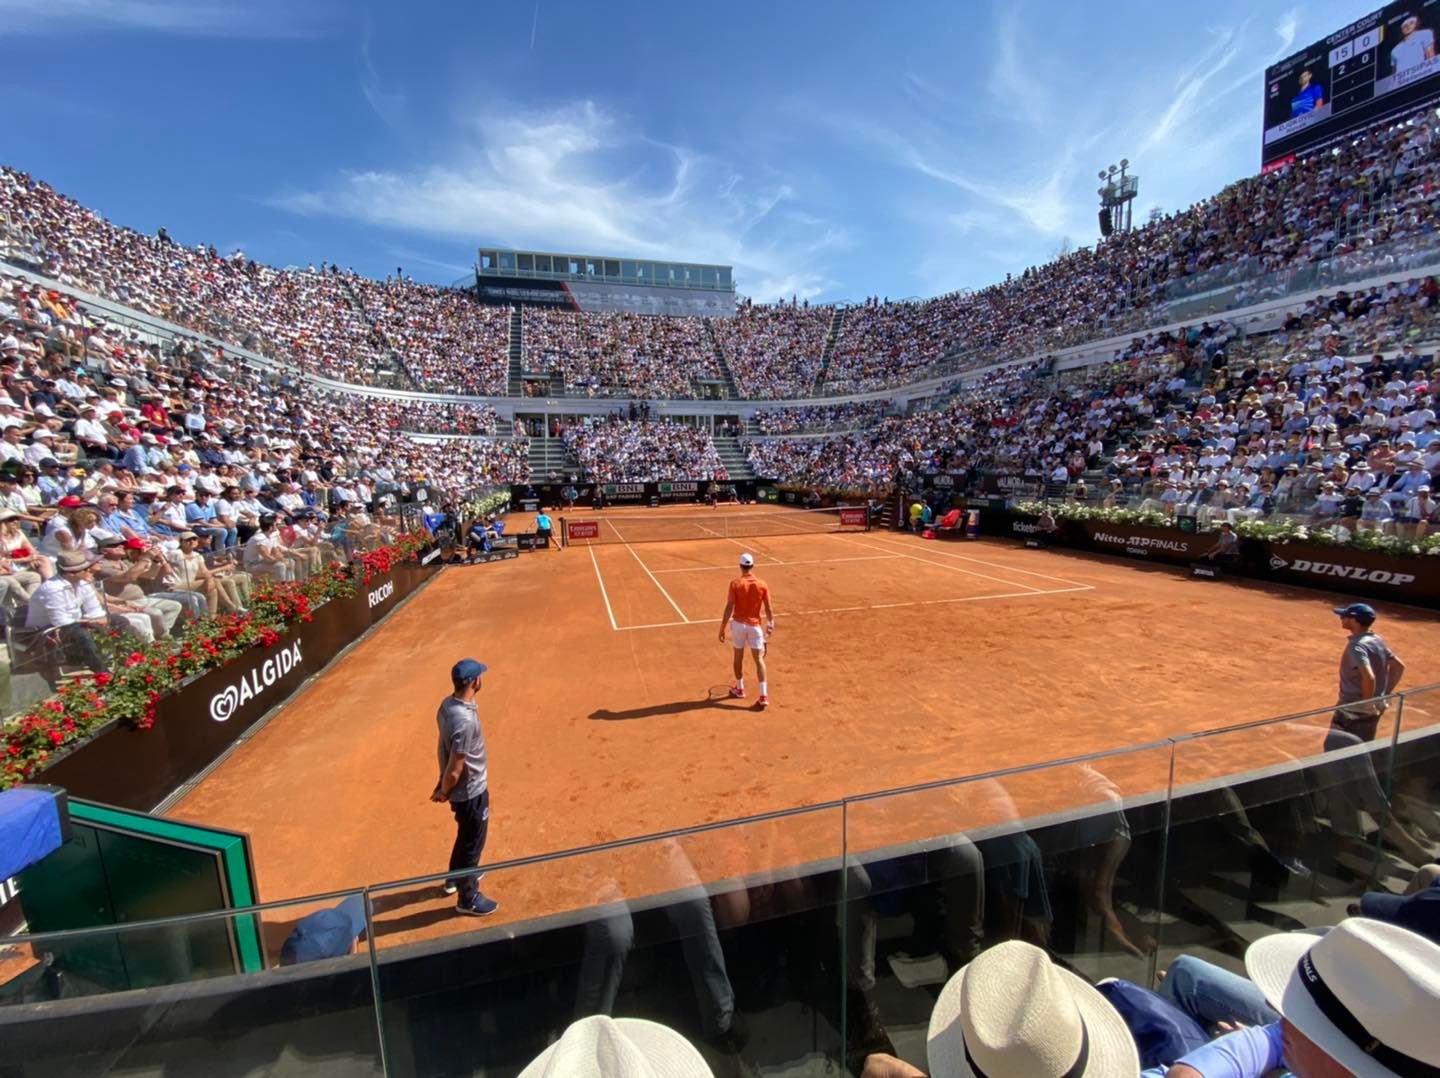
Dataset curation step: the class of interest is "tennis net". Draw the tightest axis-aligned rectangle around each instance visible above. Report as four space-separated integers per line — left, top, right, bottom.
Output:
561 505 870 546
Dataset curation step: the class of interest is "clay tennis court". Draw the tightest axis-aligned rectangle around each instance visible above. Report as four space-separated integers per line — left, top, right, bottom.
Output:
166 504 1440 954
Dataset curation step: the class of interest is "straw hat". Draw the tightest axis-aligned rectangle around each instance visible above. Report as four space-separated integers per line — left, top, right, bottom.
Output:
1246 919 1440 1077
518 1015 712 1078
926 941 1138 1077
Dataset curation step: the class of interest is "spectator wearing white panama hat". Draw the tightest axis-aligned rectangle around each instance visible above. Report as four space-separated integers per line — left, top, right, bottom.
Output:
862 939 1140 1077
517 1014 712 1077
1237 918 1440 1078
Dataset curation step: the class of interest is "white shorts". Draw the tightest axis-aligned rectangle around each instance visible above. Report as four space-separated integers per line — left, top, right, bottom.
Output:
729 620 766 650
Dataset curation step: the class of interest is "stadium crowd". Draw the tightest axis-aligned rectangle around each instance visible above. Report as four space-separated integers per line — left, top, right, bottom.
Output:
712 300 833 398
0 264 529 656
752 399 894 434
560 418 727 483
745 273 1440 525
0 166 399 385
523 307 721 398
3 112 1440 405
820 113 1440 393
348 277 510 394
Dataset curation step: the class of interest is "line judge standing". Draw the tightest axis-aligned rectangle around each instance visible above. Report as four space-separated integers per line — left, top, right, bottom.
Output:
431 658 498 916
719 552 774 709
1328 602 1432 866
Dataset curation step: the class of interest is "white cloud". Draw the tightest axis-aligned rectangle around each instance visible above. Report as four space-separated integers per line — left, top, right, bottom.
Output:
987 5 1048 128
273 101 840 302
0 0 330 36
360 17 406 127
1275 8 1299 55
1136 26 1244 154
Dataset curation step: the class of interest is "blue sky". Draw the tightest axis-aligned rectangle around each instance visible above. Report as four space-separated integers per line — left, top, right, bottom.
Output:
2 0 1372 302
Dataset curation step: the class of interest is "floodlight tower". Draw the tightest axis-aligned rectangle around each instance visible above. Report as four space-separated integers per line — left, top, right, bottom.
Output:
1097 159 1139 237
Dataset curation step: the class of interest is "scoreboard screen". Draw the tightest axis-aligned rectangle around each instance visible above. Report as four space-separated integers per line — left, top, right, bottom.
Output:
1263 0 1440 169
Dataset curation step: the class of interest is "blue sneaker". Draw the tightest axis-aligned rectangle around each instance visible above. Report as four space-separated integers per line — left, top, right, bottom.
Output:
456 893 499 917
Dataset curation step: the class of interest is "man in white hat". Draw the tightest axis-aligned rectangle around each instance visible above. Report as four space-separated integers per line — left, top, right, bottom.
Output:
1225 918 1440 1077
862 939 1140 1077
518 1014 712 1077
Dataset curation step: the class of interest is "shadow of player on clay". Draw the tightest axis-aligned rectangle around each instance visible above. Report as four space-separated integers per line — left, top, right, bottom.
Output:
590 686 756 721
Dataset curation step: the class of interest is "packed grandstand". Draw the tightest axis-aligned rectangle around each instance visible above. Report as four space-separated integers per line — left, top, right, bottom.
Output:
1 108 1440 525
11 17 1440 1078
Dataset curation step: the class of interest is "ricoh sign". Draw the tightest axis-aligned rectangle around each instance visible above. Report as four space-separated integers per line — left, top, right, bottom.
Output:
368 580 396 609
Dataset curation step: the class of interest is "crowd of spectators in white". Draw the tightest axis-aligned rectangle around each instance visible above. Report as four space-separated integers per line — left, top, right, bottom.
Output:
712 300 833 398
0 269 528 519
0 167 400 386
820 114 1440 394
347 277 509 394
5 108 1440 513
753 399 894 434
560 418 727 483
523 308 721 398
6 113 1440 407
744 277 1440 548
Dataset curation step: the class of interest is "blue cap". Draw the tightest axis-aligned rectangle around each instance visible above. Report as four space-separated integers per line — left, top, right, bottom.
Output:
1360 881 1440 945
279 894 366 965
451 658 488 683
1333 602 1377 624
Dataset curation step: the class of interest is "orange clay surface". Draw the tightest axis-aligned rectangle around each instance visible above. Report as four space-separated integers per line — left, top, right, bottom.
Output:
166 505 1440 957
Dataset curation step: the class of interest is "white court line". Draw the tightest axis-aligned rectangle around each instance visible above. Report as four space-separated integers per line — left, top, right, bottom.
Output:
612 585 1093 630
723 531 785 562
864 534 1091 588
651 554 900 574
832 534 1045 593
588 545 618 632
623 542 691 622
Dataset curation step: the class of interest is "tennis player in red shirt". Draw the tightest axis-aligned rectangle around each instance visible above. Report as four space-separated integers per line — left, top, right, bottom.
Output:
718 552 774 708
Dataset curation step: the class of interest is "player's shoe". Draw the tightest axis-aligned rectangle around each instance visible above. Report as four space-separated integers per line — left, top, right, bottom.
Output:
456 893 499 917
729 683 746 698
756 694 769 710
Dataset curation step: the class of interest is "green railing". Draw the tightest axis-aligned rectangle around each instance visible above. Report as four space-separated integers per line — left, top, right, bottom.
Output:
3 685 1438 1075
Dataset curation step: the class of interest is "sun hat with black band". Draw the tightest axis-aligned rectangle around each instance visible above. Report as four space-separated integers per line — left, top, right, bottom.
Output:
517 1014 712 1077
926 940 1138 1077
1245 918 1440 1077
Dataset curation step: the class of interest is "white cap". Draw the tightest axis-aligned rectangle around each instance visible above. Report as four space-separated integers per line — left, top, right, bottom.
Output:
739 553 754 567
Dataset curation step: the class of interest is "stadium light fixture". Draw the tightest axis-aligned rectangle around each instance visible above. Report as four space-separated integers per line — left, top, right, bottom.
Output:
1119 158 1129 169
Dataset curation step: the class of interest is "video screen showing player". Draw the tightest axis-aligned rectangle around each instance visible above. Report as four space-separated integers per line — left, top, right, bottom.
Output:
1291 68 1327 116
1391 14 1437 76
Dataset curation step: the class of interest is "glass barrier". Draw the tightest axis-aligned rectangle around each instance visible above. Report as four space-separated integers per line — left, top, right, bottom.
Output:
1159 697 1410 992
6 688 1440 1074
839 742 1175 1073
1389 682 1440 896
364 805 846 1077
0 890 385 1075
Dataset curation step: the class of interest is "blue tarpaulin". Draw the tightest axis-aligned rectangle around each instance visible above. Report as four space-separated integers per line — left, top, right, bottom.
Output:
0 787 67 880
